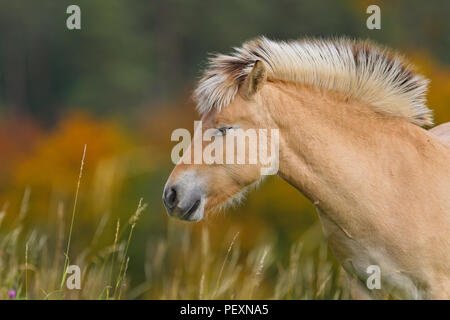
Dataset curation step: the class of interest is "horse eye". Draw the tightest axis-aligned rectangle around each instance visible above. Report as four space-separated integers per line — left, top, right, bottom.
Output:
218 126 232 135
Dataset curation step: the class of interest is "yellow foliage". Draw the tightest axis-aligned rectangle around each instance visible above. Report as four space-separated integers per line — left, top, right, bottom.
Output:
410 53 450 125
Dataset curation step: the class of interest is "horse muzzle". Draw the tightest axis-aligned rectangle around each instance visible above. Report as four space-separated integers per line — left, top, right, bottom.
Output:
162 181 205 222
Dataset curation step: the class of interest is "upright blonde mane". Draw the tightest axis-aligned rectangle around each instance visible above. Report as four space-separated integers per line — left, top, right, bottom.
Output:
194 37 433 127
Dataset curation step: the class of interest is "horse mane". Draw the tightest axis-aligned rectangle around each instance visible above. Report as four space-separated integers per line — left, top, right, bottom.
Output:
194 37 433 127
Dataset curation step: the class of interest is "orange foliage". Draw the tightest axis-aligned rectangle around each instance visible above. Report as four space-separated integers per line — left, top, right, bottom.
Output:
0 113 136 221
0 117 42 185
12 113 131 192
411 53 450 125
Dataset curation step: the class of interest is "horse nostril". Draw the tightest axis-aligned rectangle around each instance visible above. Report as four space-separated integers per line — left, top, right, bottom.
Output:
164 186 178 210
168 187 177 206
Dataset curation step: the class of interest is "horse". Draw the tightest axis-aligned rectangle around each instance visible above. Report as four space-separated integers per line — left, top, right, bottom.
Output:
162 37 450 299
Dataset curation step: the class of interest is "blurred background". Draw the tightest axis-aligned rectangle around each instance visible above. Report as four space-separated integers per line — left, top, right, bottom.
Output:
0 0 449 299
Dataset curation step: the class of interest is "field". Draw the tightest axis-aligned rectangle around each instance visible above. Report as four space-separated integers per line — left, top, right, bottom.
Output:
1 51 449 299
1 0 449 301
0 140 349 299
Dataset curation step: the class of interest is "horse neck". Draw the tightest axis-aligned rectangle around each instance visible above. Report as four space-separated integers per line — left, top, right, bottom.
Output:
260 81 418 216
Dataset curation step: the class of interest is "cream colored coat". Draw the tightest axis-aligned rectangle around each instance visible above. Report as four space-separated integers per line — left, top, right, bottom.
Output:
164 37 450 299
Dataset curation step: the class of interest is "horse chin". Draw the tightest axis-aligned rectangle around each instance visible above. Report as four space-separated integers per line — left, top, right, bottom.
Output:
187 209 204 222
211 178 265 213
182 198 206 222
210 189 249 214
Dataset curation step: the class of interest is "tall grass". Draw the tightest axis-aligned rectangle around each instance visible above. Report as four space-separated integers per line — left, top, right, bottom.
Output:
0 146 349 300
139 224 349 300
0 208 349 299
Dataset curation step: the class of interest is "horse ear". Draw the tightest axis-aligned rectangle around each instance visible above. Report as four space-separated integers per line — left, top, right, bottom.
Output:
246 60 267 98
